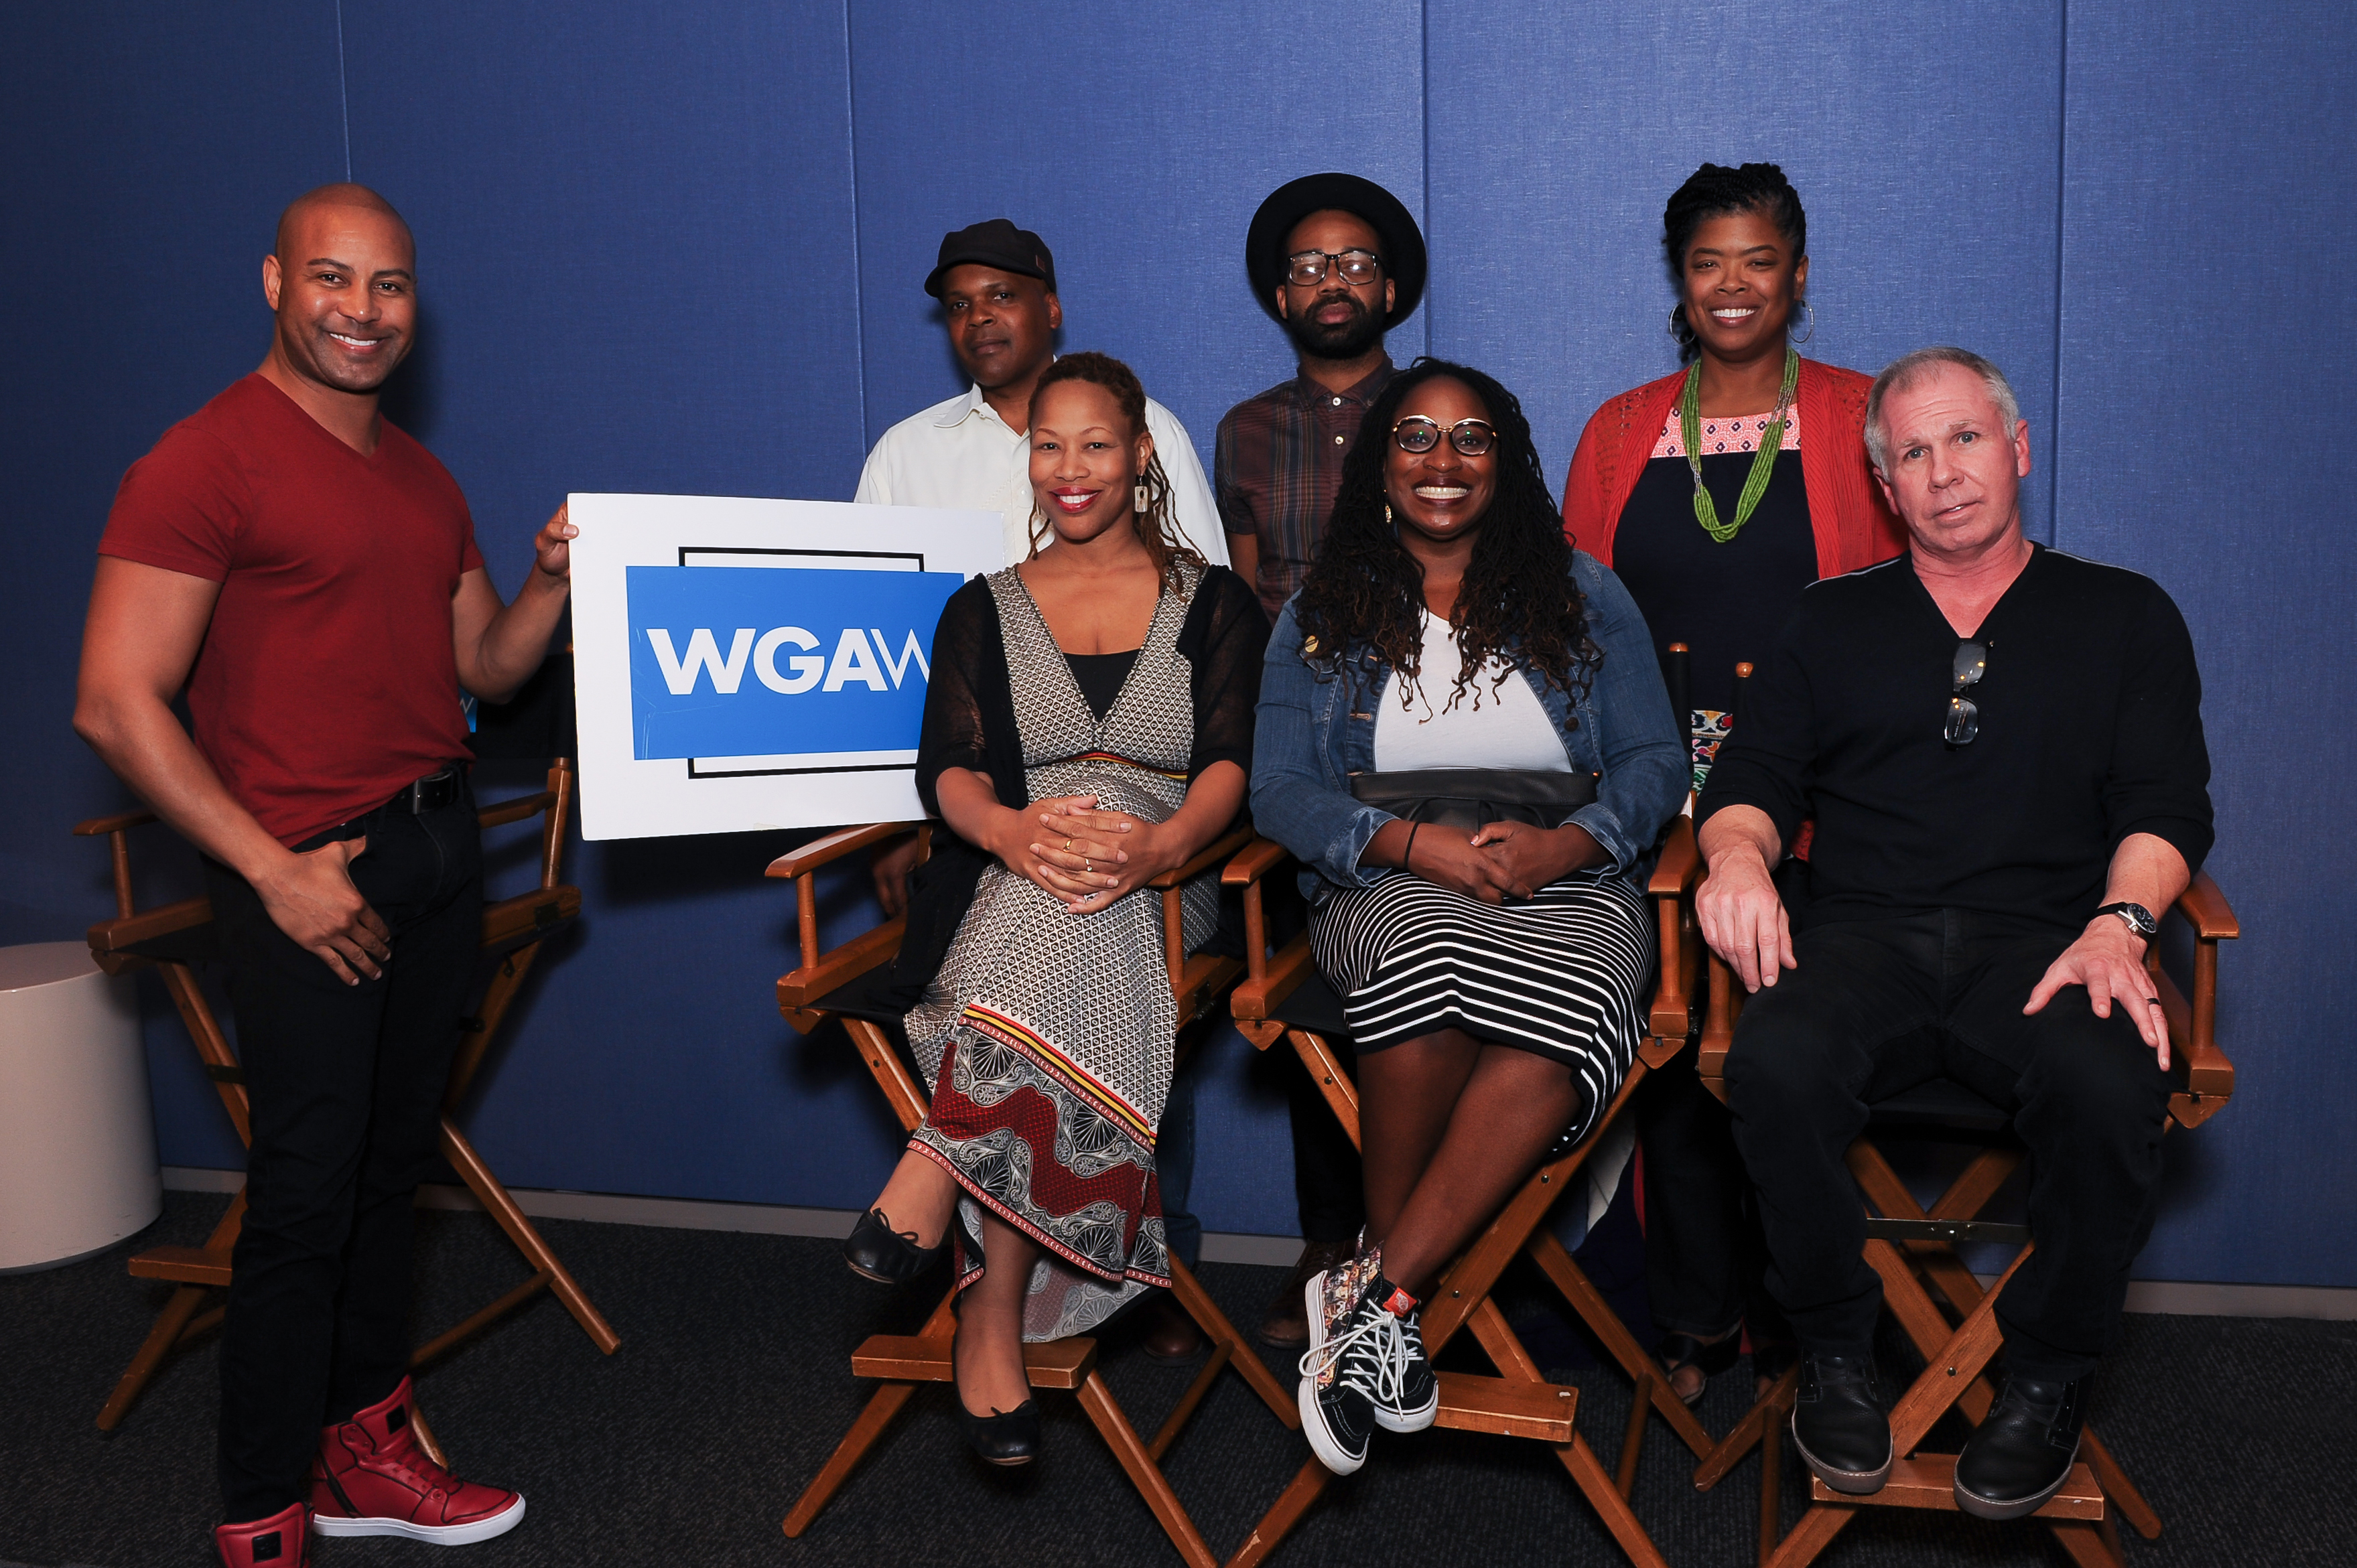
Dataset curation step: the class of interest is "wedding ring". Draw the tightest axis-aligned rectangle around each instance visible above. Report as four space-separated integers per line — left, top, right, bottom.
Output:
2144 997 2163 1009
1063 837 1074 853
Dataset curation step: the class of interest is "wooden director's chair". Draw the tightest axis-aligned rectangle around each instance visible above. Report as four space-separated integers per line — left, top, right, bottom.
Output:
75 655 620 1454
1218 818 1722 1568
771 819 1300 1568
1678 873 2240 1568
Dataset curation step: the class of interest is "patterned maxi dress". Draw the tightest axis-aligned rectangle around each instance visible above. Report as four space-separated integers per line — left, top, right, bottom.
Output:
905 562 1226 1342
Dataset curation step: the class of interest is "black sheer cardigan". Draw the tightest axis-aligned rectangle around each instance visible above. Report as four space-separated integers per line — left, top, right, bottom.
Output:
884 565 1269 1007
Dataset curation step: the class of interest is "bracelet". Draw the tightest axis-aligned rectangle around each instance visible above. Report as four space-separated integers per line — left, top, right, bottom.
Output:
1403 822 1422 873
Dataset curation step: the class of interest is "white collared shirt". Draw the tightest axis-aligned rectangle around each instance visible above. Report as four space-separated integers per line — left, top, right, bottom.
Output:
852 381 1229 569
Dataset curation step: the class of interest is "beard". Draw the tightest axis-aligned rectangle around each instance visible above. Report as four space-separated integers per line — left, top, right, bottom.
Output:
1284 294 1384 362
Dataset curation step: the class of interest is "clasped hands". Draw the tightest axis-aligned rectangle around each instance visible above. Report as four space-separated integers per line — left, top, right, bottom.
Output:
1406 819 1603 904
1000 794 1183 913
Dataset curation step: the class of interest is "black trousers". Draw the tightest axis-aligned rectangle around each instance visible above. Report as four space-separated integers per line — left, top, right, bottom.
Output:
1635 1044 1790 1345
1723 910 2173 1382
206 789 481 1521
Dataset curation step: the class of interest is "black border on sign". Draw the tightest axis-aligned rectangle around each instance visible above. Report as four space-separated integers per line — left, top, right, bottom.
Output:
672 545 929 779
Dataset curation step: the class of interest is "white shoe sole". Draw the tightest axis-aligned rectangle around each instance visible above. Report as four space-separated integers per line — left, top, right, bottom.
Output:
1373 1382 1438 1434
314 1493 525 1545
1953 1435 2081 1520
1790 1409 1891 1496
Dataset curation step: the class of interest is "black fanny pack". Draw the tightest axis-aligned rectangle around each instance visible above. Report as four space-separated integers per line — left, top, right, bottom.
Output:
1349 768 1598 833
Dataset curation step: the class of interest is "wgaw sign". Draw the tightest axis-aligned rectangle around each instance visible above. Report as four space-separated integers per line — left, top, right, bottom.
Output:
569 494 1004 839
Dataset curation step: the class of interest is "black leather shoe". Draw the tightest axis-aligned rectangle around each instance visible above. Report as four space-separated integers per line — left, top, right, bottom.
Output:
841 1207 948 1285
1790 1351 1891 1494
957 1397 1040 1466
1954 1370 2088 1520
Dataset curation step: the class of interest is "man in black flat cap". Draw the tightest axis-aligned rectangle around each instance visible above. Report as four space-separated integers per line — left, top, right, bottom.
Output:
1217 173 1426 626
1215 173 1426 1347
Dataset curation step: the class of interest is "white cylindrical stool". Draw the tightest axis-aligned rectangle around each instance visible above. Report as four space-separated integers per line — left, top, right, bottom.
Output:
0 940 163 1273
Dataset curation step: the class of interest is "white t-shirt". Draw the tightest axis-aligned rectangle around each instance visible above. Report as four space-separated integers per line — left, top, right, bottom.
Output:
1373 611 1574 772
852 382 1229 569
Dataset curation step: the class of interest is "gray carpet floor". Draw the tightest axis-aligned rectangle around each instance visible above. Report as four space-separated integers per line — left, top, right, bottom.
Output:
4 1191 2351 1567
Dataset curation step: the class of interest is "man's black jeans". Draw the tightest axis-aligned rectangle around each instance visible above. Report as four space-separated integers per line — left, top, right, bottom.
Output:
205 787 481 1521
1723 910 2173 1382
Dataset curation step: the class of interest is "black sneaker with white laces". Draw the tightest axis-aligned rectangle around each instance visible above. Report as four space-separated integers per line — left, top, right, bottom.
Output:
1297 1263 1436 1472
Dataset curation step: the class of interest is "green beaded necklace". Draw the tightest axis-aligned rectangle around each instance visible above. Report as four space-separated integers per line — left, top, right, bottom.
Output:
1680 347 1800 544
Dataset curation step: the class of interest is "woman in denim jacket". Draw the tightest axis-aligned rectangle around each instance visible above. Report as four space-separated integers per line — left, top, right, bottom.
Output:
1251 359 1686 1477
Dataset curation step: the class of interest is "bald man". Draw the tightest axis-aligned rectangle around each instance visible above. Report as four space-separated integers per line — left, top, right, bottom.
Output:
77 185 562 1566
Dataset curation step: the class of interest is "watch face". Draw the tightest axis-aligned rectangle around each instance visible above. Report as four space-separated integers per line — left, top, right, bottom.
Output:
2108 902 2157 935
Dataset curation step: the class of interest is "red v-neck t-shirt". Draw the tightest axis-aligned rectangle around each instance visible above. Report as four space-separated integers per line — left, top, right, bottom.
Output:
98 374 485 847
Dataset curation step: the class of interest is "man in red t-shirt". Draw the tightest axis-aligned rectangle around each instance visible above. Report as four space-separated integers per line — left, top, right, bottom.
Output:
76 184 572 1568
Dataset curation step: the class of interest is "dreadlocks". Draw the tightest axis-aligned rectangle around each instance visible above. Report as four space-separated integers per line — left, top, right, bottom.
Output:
1294 358 1601 715
1026 351 1205 591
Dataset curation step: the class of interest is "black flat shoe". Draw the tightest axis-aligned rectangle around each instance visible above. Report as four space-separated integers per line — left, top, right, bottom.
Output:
1791 1351 1891 1495
1656 1330 1741 1409
841 1208 948 1285
957 1398 1040 1466
1954 1370 2088 1520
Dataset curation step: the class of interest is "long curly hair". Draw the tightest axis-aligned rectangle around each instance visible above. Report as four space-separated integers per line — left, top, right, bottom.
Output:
1026 351 1206 591
1294 358 1601 714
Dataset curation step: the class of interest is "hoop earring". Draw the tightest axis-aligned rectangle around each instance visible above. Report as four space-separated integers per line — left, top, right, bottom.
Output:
1134 482 1149 512
1666 303 1696 344
1788 298 1815 344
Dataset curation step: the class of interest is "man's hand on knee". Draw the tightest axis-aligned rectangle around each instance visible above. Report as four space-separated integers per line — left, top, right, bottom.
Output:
1695 832 1796 994
2025 920 2169 1070
255 837 391 986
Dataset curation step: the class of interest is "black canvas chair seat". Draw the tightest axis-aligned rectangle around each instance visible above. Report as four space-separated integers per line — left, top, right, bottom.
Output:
1869 1077 2012 1135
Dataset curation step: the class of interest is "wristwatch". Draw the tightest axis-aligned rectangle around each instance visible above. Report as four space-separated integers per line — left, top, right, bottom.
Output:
2094 902 2158 944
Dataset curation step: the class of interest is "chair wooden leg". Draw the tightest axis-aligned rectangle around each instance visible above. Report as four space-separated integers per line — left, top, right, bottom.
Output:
1075 1368 1219 1568
1615 1368 1652 1498
1558 1431 1674 1568
1694 1365 1797 1491
1757 1396 1782 1568
2082 1426 2161 1539
1168 1257 1296 1429
2051 1517 2125 1568
437 1116 621 1354
1223 1457 1332 1568
96 1284 210 1431
1525 1227 1716 1459
407 1404 450 1470
781 1378 922 1538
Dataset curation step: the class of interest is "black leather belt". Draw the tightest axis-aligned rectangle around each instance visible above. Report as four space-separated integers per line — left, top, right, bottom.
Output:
387 766 465 814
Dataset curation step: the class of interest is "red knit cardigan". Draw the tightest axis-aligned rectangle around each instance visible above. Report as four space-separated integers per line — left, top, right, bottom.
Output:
1559 357 1905 577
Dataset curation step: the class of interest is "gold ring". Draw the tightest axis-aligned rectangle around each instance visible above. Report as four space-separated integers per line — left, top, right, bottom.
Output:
1063 838 1074 853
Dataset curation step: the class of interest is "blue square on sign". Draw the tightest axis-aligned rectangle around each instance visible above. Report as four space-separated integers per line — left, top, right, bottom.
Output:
625 565 965 761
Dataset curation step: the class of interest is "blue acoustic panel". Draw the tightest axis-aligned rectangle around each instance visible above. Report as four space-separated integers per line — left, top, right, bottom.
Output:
330 3 881 1205
1424 1 2064 541
2055 3 2357 1287
0 2 352 1172
847 0 1427 484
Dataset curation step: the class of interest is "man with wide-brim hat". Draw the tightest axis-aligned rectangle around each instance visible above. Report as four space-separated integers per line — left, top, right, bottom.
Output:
1213 172 1425 1348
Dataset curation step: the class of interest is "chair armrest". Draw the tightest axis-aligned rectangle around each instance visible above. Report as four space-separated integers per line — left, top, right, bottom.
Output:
1222 835 1292 887
1648 814 1701 898
1148 825 1257 889
74 808 157 837
476 791 556 829
2173 872 2238 940
87 896 214 969
765 821 919 880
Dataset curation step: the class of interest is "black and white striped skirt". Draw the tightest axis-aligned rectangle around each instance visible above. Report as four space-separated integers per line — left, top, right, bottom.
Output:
1308 867 1654 1145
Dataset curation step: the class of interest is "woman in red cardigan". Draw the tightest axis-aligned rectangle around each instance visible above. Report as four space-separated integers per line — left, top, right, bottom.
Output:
1560 163 1903 1409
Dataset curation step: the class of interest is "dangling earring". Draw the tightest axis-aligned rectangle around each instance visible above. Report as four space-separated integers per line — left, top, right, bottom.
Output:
1789 298 1816 344
1384 501 1394 528
1134 481 1150 512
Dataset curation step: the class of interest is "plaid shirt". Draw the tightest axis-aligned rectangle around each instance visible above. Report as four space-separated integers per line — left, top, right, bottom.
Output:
1214 358 1394 621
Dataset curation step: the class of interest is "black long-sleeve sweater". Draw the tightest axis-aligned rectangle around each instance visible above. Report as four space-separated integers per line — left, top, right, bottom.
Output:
1697 545 2213 935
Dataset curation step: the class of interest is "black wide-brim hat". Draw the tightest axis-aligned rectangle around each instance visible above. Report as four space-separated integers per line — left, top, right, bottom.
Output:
1246 172 1426 328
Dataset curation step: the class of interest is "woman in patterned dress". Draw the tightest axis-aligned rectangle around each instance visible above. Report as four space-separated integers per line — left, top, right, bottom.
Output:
1252 358 1687 1475
839 352 1266 1464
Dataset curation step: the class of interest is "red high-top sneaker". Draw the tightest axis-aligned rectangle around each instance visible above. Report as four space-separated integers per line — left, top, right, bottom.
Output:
308 1376 525 1545
214 1502 308 1565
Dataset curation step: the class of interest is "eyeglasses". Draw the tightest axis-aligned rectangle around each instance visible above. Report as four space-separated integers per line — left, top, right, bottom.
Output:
1283 248 1383 288
1392 415 1497 456
1944 639 1987 745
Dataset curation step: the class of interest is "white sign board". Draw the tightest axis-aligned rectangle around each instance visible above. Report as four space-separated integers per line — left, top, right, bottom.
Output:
568 493 1004 840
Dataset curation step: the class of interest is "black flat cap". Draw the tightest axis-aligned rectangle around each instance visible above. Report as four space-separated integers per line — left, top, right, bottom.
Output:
1246 173 1425 328
925 218 1057 297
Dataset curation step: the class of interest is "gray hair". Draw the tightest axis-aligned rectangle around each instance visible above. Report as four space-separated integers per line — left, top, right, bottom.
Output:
1864 346 2023 473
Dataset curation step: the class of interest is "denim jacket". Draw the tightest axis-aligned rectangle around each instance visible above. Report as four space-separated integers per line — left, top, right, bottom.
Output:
1250 549 1687 902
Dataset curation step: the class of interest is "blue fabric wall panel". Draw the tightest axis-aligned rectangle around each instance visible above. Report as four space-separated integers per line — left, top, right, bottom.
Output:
847 1 1426 1235
0 3 353 1173
847 0 1428 476
1423 1 2064 542
2054 3 2357 1286
327 2 891 1206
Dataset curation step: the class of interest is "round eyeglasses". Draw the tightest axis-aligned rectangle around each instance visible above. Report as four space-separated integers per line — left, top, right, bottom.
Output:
1284 248 1383 288
1392 416 1497 457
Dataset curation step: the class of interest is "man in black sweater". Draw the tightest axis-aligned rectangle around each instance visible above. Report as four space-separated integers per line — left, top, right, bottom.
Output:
1694 347 2212 1521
